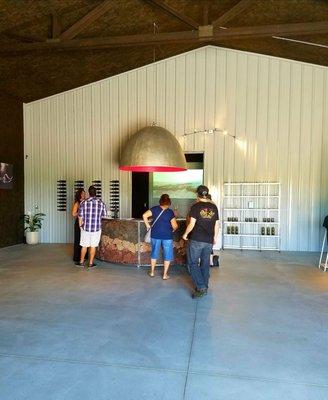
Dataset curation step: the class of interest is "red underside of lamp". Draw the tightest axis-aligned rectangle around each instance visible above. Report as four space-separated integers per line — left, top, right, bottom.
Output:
120 165 187 172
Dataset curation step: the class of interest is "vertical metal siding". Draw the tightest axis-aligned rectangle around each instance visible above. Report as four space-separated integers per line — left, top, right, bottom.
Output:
24 46 328 250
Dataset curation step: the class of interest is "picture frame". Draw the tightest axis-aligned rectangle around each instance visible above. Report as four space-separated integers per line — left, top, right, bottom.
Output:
0 162 13 189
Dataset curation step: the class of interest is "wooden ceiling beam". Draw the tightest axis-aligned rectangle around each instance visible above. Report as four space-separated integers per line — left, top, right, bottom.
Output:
51 13 61 39
0 21 327 53
212 0 253 27
202 2 210 26
59 0 114 40
0 31 200 52
213 21 328 39
0 32 43 43
143 0 199 29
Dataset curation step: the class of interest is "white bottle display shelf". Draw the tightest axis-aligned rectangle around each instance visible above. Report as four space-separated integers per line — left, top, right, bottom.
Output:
223 182 281 251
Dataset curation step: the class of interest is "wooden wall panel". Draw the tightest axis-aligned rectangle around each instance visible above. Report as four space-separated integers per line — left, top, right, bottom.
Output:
24 46 328 250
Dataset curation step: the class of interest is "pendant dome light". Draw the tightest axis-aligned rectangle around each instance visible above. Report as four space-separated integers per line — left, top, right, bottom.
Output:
119 126 187 172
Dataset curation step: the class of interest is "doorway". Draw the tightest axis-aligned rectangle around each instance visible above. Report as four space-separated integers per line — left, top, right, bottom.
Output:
132 172 149 218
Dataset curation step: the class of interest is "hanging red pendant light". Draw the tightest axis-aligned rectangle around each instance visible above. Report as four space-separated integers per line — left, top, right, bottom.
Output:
120 126 187 172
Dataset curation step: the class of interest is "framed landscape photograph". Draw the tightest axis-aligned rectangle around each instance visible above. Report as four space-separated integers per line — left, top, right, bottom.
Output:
0 162 14 189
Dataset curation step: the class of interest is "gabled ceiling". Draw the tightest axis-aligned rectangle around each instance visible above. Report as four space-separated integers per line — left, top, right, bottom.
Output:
0 0 327 102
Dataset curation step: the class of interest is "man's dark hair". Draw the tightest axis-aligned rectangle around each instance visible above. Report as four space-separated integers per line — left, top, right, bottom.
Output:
196 185 209 198
88 185 97 197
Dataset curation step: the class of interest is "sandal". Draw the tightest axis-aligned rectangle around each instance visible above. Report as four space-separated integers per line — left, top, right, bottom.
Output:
162 275 170 280
147 271 155 277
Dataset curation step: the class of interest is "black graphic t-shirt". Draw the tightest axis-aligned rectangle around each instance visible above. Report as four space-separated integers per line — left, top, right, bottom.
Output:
189 201 219 244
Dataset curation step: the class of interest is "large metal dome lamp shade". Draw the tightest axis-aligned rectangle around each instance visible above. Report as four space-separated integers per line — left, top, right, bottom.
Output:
119 126 187 172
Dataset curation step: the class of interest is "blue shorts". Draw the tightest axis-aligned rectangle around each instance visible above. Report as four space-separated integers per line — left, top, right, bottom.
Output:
151 238 174 261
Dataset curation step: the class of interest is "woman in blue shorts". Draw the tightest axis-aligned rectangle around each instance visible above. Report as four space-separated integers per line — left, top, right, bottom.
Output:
143 194 178 279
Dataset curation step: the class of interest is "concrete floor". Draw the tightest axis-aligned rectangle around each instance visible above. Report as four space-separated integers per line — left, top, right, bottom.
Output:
0 245 327 400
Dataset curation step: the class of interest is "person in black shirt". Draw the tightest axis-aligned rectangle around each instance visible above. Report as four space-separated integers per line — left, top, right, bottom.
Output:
182 185 219 298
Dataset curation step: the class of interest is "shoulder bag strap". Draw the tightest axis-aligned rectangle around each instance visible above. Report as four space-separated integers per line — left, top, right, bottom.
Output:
151 208 165 229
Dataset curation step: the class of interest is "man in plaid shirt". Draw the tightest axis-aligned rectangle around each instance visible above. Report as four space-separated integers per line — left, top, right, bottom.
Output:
78 185 106 268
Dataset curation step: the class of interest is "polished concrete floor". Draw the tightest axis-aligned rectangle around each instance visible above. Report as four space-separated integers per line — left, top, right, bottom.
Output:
0 244 327 400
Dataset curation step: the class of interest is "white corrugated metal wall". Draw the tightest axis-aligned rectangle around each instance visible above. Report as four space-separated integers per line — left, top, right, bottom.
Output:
24 45 328 250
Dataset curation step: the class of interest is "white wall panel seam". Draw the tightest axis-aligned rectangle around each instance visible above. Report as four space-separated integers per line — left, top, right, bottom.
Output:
298 67 304 250
308 69 315 251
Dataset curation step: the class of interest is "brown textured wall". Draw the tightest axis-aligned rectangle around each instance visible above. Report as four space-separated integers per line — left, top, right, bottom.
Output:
0 92 24 248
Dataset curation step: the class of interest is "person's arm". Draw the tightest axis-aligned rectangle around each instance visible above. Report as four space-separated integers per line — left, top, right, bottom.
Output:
78 202 84 229
170 217 178 232
182 217 196 240
102 202 107 218
213 220 219 244
142 210 152 231
72 202 79 218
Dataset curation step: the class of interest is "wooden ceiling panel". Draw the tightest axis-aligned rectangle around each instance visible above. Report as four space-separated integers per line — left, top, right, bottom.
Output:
0 43 198 101
76 0 188 38
230 0 328 26
0 0 326 101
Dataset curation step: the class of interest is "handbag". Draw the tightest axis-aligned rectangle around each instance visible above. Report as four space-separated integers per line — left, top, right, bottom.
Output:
144 209 165 243
144 228 151 243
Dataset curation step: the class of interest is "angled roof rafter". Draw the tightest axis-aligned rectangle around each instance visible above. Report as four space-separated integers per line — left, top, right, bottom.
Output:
143 0 199 29
59 0 115 40
212 0 253 27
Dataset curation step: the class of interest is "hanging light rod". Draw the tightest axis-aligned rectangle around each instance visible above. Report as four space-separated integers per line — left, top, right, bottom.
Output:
272 36 328 49
183 128 236 139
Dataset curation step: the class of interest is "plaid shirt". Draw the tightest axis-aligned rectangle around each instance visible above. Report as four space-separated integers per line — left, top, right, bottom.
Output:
78 197 106 232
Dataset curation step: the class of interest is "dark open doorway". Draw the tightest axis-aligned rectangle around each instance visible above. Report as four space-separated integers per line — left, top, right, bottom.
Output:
132 172 149 218
185 153 203 164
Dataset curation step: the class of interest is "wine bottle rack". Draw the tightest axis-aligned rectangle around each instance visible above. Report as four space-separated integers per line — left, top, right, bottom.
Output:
222 182 280 251
109 180 120 218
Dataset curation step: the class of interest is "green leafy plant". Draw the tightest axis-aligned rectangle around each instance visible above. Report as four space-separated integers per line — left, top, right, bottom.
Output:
23 213 46 232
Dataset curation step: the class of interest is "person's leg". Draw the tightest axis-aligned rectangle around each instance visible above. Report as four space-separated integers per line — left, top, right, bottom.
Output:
163 261 170 279
149 238 160 276
210 250 214 267
73 219 81 262
80 246 88 264
149 259 156 276
88 231 101 267
88 247 96 266
199 243 213 289
79 230 88 265
188 240 206 291
162 239 173 279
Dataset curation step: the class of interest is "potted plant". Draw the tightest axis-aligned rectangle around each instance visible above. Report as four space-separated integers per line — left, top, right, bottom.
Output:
23 212 46 244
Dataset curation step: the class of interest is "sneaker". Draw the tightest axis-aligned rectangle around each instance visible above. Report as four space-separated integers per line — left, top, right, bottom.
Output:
192 290 206 299
75 262 84 268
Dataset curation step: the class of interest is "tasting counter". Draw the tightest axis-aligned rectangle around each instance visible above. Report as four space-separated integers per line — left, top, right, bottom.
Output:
97 218 187 266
